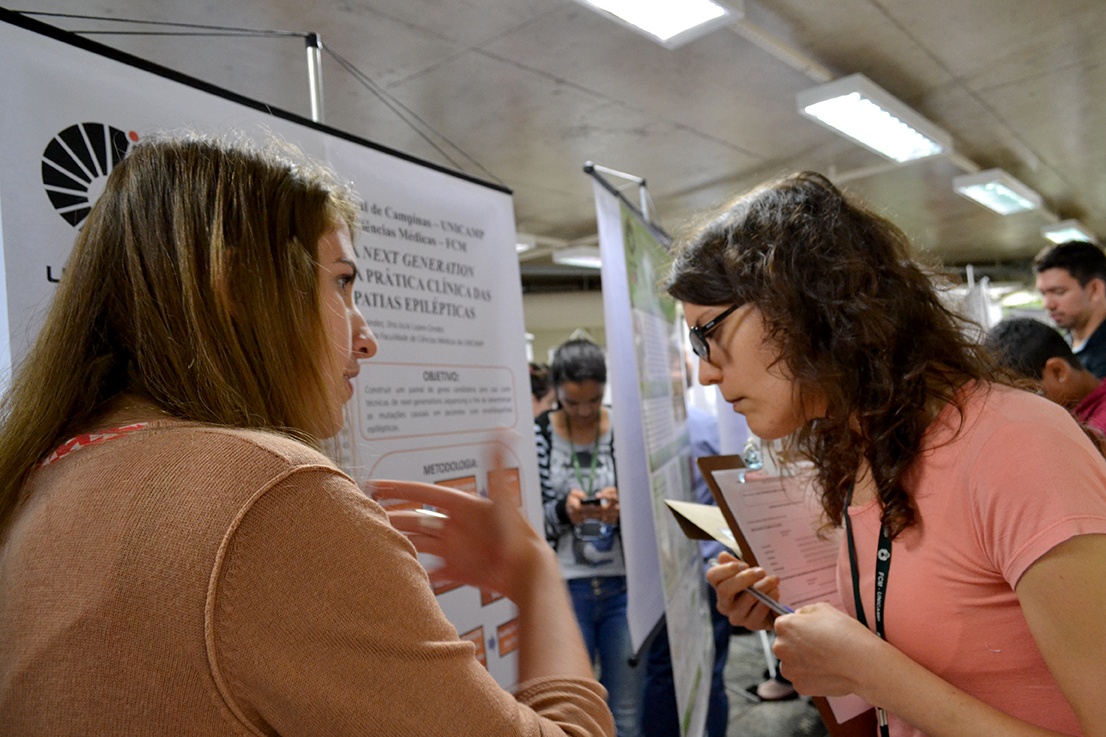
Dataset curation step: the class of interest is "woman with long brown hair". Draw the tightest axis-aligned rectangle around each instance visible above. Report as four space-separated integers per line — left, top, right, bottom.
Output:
0 134 613 736
665 171 1106 736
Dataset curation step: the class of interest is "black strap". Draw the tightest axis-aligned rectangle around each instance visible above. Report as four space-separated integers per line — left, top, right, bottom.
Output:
844 486 892 737
845 486 866 626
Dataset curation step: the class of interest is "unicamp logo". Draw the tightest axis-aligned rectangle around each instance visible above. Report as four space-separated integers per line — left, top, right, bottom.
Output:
41 122 137 227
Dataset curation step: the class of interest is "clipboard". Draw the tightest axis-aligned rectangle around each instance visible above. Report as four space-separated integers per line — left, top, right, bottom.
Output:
694 454 758 564
692 454 878 737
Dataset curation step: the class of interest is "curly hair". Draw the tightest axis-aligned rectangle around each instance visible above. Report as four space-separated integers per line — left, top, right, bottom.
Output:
664 172 995 537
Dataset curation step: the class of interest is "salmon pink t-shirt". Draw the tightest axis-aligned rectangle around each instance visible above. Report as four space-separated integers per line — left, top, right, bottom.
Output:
839 383 1106 736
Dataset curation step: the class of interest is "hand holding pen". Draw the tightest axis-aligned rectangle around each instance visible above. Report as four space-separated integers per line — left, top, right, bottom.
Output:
708 553 883 704
706 551 792 630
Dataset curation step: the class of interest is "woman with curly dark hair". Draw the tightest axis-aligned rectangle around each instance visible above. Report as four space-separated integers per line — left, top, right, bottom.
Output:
665 171 1106 737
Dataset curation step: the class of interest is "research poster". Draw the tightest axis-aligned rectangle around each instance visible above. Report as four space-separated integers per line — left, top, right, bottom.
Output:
593 179 714 737
0 10 537 689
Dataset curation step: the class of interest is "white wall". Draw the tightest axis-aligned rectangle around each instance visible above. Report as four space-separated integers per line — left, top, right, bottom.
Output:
522 291 606 363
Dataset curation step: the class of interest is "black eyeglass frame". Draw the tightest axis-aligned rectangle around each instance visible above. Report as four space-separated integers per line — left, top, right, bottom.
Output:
688 304 740 361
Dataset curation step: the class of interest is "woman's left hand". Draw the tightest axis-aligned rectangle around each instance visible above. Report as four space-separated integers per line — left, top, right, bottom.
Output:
371 445 554 603
772 603 884 697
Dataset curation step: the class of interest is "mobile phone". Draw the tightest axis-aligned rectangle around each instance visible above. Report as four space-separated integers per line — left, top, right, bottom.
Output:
580 498 602 506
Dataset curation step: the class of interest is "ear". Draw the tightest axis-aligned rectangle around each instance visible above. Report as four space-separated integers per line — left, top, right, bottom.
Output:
1087 277 1106 302
1044 356 1074 384
1041 357 1078 405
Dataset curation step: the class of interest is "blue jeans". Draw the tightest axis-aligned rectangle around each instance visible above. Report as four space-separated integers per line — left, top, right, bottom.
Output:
568 576 643 737
641 586 731 737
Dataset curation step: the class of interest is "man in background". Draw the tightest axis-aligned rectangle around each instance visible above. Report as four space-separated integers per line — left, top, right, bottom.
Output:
986 317 1106 434
1034 240 1106 378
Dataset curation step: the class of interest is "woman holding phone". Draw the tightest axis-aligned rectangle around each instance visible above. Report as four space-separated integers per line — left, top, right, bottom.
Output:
665 171 1106 737
535 337 642 737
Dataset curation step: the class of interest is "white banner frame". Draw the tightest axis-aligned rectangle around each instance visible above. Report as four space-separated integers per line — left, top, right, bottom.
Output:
0 9 538 690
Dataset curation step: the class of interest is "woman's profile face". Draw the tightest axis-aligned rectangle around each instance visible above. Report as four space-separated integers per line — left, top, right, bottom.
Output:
315 224 378 437
683 302 824 440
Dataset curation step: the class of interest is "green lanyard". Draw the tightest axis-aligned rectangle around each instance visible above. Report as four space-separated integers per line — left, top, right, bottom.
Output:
565 412 601 495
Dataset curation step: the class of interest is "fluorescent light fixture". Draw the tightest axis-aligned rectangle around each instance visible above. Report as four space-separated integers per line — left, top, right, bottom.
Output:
516 232 537 253
797 73 952 162
952 168 1042 215
1041 219 1099 245
552 245 602 269
574 0 731 49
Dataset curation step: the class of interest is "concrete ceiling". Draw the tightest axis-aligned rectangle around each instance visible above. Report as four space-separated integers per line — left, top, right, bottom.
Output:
19 0 1106 292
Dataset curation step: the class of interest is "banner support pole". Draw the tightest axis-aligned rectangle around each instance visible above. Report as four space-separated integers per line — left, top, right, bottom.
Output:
584 161 666 244
305 32 325 123
584 161 650 223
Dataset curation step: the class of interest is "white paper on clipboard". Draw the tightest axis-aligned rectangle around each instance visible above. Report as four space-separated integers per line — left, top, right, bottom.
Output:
706 468 839 608
696 458 874 728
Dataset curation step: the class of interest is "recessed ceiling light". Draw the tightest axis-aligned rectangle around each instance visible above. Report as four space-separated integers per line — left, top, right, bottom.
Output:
953 168 1042 215
516 232 537 253
1041 219 1098 245
574 0 731 49
552 245 602 269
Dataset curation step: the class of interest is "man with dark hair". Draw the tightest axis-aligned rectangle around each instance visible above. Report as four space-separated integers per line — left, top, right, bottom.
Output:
986 317 1106 434
1033 240 1106 378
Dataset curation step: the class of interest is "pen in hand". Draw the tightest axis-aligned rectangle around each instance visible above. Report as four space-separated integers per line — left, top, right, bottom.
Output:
746 586 794 616
708 557 794 615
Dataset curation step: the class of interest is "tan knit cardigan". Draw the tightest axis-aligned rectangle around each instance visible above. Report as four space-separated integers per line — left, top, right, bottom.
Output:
0 420 612 736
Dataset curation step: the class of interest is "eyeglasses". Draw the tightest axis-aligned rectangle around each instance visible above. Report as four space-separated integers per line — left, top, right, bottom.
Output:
688 304 740 361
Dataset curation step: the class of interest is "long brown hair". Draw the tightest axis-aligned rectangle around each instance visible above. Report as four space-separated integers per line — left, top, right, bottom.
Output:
665 172 995 537
0 133 357 533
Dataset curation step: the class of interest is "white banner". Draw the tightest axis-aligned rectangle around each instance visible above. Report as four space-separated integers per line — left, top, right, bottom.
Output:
0 11 537 689
592 179 714 737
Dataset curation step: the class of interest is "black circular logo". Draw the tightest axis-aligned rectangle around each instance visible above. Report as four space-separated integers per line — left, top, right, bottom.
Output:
42 123 136 227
